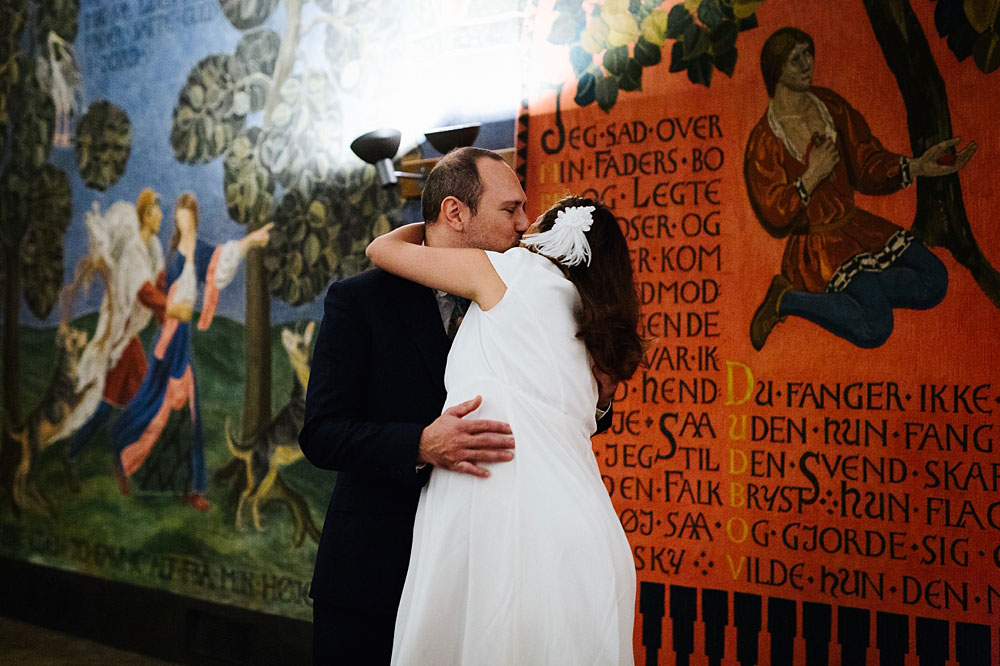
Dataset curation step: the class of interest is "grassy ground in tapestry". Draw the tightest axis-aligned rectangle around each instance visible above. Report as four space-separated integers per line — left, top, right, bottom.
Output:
0 313 336 621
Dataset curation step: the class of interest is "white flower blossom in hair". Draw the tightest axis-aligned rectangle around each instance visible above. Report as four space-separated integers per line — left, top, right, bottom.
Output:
555 206 594 231
522 205 595 267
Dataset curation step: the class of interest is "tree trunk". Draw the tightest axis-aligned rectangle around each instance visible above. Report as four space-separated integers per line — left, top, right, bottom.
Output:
264 0 303 122
243 245 272 439
862 0 1000 307
242 0 305 440
1 242 22 496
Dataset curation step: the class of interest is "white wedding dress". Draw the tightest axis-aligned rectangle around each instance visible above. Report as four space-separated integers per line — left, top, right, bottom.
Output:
392 247 635 666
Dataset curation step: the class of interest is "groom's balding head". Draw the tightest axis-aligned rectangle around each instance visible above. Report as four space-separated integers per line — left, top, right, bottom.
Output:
421 147 505 224
421 147 529 252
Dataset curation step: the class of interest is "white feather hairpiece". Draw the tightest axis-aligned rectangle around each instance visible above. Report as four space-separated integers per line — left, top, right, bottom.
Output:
521 205 595 267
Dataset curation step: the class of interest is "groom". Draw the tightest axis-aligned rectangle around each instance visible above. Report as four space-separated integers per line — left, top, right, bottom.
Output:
300 147 615 664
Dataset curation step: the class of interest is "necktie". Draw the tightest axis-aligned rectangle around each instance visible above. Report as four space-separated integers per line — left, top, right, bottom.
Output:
447 294 470 341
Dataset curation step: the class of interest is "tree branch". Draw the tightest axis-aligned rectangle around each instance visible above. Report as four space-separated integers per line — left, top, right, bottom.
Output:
239 72 273 90
301 12 346 40
263 0 304 126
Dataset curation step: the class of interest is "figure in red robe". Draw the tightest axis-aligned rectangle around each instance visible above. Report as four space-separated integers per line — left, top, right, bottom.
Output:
744 27 976 350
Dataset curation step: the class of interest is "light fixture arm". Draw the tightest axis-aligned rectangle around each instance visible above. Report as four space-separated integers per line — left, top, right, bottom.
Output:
372 157 426 186
351 124 480 189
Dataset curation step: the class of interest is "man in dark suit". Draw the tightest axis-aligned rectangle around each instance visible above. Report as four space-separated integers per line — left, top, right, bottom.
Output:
300 147 614 664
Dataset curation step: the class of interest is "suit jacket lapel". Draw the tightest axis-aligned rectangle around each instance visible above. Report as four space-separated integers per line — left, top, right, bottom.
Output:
387 273 450 394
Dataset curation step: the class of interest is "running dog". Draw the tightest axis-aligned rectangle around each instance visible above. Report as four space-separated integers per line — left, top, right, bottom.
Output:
6 324 93 516
226 322 313 531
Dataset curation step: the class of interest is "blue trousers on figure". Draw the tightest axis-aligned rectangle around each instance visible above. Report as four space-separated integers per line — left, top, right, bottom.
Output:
778 243 947 348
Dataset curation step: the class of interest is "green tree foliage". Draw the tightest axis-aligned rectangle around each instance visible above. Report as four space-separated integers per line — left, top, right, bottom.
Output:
550 0 763 112
171 54 252 164
2 0 124 441
172 0 407 449
36 0 79 42
258 70 341 194
9 67 53 174
0 0 127 320
18 166 72 318
221 0 281 30
0 2 27 160
75 101 131 191
265 170 398 306
1 58 68 321
174 1 400 298
224 127 275 229
236 29 282 110
933 0 1000 72
2 0 91 482
172 0 404 309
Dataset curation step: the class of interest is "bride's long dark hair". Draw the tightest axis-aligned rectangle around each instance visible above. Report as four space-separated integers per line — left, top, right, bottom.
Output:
533 196 644 382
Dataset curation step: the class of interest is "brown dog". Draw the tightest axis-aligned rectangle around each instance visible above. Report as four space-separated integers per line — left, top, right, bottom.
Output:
226 322 313 531
6 324 93 515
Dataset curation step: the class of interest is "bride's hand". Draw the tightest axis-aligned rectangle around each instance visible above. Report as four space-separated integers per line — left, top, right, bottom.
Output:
418 395 515 478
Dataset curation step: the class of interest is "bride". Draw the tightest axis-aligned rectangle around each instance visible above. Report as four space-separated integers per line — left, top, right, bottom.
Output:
366 196 643 665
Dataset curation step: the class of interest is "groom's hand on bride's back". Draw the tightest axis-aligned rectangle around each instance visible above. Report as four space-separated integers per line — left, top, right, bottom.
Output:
418 395 514 479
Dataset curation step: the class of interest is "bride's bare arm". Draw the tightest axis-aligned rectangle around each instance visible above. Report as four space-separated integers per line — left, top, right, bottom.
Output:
366 223 506 310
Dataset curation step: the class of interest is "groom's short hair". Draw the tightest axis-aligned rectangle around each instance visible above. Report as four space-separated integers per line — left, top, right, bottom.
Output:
422 147 505 224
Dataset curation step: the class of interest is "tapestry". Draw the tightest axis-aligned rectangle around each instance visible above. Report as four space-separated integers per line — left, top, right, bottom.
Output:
0 0 527 621
521 0 999 663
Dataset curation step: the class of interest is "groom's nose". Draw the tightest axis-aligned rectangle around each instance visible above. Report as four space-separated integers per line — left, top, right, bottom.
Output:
514 208 530 233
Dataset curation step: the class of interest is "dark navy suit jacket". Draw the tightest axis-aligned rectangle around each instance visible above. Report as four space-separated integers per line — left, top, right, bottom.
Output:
300 268 443 613
299 266 613 615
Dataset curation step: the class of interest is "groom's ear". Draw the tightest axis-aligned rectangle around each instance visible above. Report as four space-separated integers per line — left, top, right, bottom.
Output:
439 196 467 232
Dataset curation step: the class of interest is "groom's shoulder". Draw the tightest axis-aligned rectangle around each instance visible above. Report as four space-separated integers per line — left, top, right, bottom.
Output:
337 266 384 291
324 267 412 303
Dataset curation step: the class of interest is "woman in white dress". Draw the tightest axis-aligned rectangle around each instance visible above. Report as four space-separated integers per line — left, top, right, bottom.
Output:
367 196 643 666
